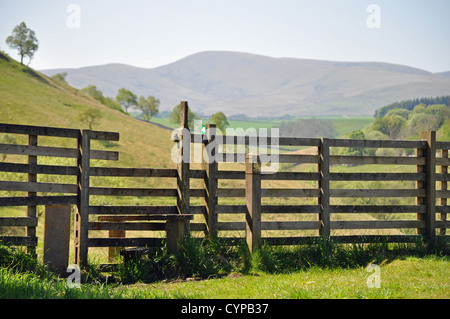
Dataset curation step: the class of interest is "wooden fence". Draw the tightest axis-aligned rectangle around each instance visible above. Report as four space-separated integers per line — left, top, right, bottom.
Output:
0 101 449 267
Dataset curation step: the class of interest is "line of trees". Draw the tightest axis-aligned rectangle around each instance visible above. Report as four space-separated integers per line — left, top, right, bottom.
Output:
78 84 160 122
374 95 450 118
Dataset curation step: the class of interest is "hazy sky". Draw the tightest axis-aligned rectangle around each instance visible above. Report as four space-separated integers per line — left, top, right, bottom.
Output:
0 0 449 72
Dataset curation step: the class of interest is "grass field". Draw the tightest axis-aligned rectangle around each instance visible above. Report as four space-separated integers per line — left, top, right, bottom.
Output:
0 241 448 299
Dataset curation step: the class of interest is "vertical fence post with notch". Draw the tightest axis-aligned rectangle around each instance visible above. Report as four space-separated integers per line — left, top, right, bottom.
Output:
75 129 90 267
440 148 448 236
27 134 37 257
202 123 218 238
245 153 261 253
318 138 331 238
417 131 436 243
177 102 191 236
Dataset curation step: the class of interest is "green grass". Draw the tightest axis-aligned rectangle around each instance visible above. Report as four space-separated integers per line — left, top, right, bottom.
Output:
2 240 448 299
139 256 449 299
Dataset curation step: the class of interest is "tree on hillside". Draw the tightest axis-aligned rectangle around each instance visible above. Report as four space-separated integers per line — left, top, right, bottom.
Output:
81 85 105 103
5 22 38 65
51 72 68 84
169 103 198 128
138 95 160 122
77 108 102 130
371 115 405 139
209 112 229 133
116 88 137 113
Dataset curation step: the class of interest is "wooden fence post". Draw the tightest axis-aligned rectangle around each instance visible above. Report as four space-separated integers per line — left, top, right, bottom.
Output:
246 153 261 253
418 131 436 243
318 138 330 237
177 101 190 233
27 134 37 257
43 205 71 272
202 123 218 237
75 129 90 267
440 148 447 236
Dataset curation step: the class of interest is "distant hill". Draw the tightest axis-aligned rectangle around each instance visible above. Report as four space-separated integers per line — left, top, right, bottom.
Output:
41 51 450 117
0 51 175 169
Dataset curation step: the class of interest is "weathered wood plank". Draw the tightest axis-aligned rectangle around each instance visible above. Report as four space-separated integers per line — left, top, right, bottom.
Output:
261 188 321 197
0 236 38 246
0 162 78 175
76 130 90 266
88 237 163 247
0 217 38 227
330 188 425 197
0 180 78 194
0 144 118 160
90 167 177 177
421 131 436 241
0 195 78 206
218 170 245 180
263 221 321 230
330 205 426 214
330 172 425 181
217 221 244 231
262 205 322 214
0 123 80 138
264 235 424 245
331 220 424 230
319 138 330 237
0 123 118 141
279 154 320 164
435 141 450 150
328 138 426 149
89 205 178 215
26 134 37 256
89 187 177 196
262 172 320 181
191 188 207 197
330 155 425 165
202 123 218 237
217 171 321 181
246 154 261 253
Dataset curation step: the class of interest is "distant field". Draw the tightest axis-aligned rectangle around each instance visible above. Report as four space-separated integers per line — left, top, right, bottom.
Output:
149 116 374 137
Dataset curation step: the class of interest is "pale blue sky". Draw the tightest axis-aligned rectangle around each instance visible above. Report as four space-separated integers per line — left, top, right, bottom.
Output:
0 0 449 72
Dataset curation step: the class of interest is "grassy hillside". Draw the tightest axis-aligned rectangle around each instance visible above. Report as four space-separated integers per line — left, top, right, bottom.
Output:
0 51 175 169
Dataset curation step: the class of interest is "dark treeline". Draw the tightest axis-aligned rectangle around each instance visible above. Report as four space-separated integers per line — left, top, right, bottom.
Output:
375 95 450 118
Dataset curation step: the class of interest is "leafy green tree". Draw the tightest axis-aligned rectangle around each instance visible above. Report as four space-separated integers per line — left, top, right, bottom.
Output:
103 96 126 113
371 115 405 139
385 108 410 120
5 22 38 65
169 103 198 128
345 130 366 156
407 113 440 134
209 112 229 133
413 103 427 114
51 72 68 84
116 88 137 113
138 96 160 122
81 85 105 103
426 104 450 127
77 108 102 129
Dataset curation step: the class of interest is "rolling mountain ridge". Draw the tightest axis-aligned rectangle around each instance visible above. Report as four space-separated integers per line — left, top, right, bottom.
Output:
41 51 450 117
